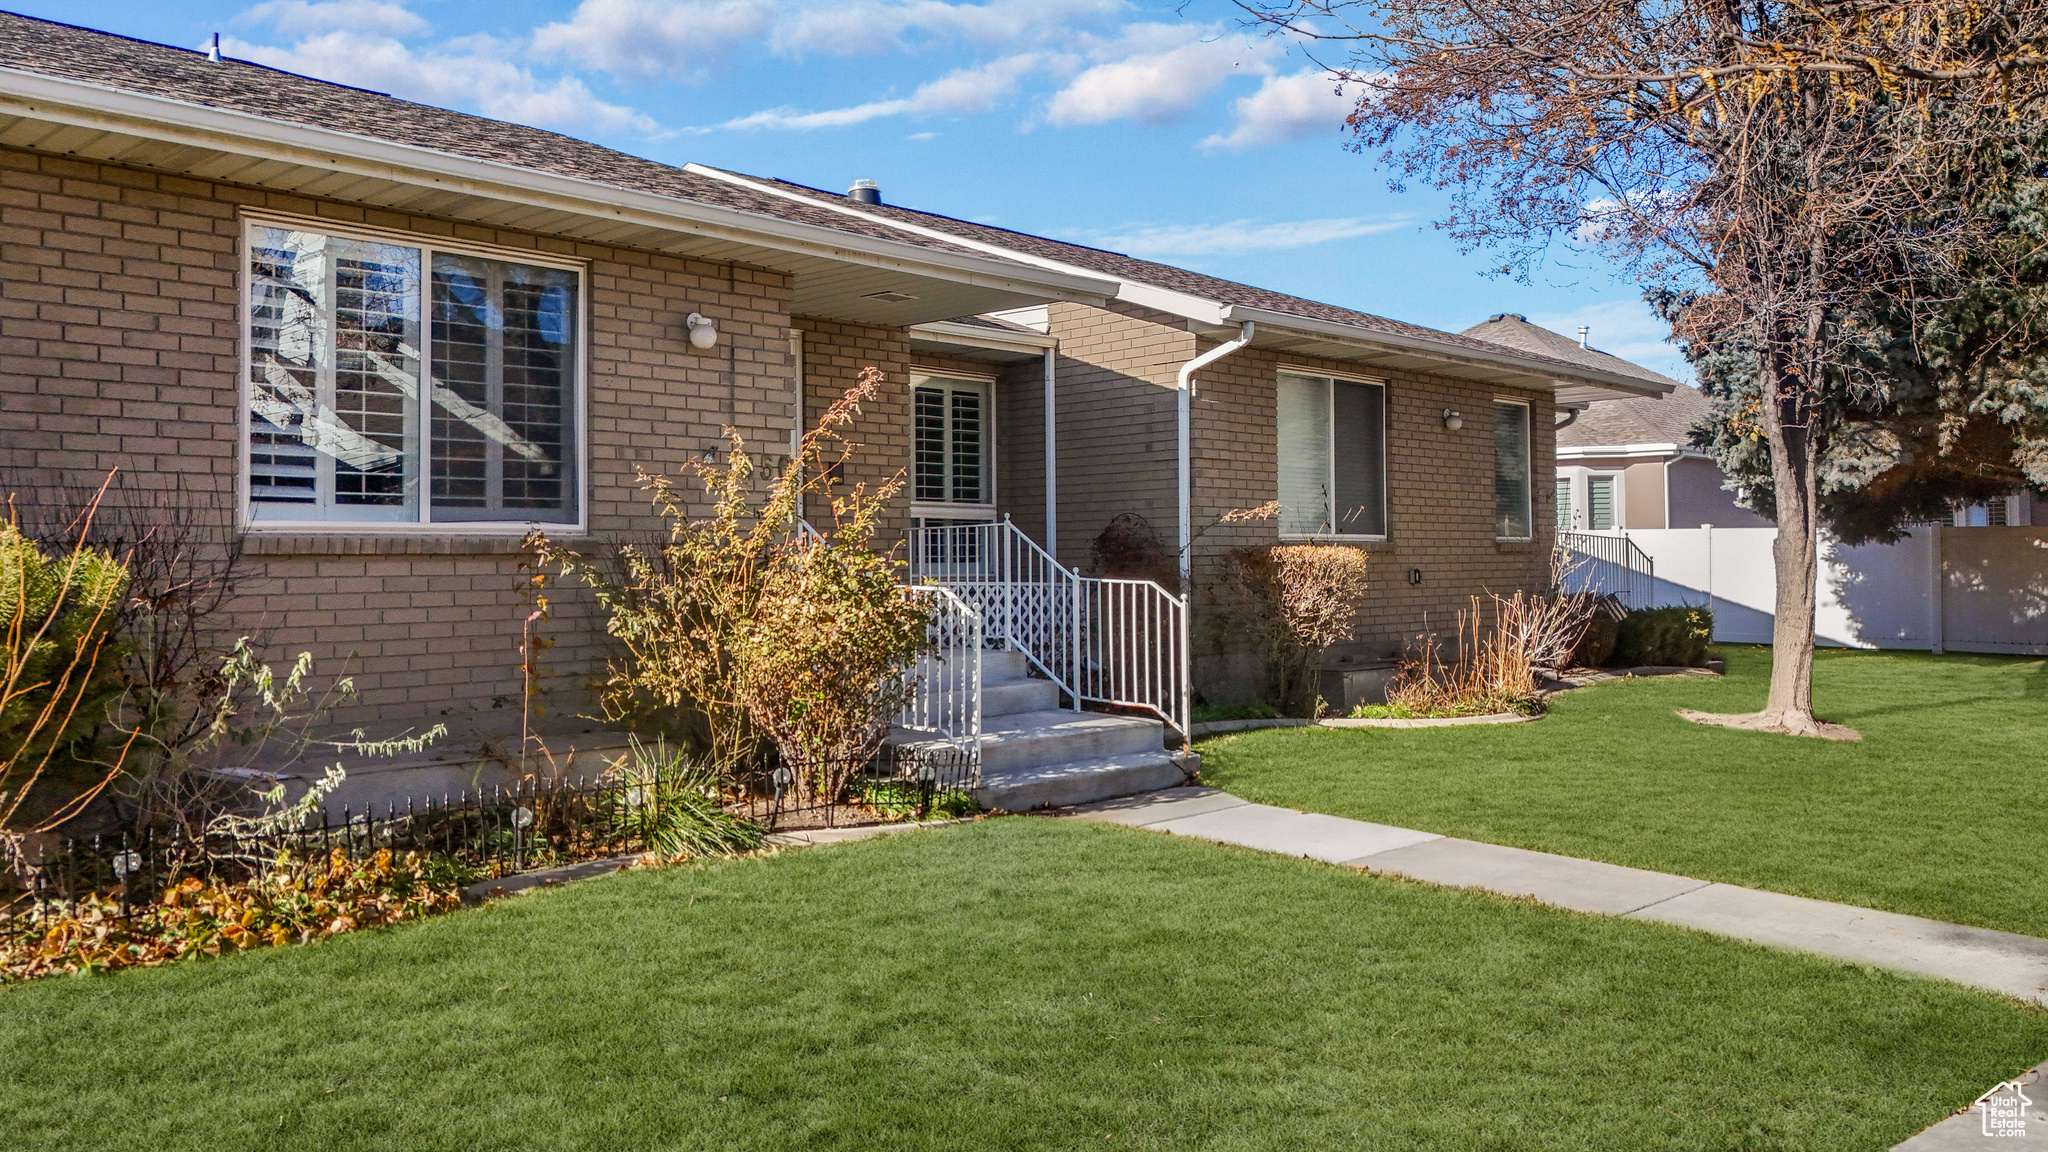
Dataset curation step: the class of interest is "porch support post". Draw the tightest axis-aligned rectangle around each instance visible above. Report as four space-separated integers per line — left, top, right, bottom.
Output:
1175 322 1255 593
1043 345 1057 563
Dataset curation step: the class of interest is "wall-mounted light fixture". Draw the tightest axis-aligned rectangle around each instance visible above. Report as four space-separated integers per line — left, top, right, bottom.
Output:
686 312 719 350
1442 409 1463 431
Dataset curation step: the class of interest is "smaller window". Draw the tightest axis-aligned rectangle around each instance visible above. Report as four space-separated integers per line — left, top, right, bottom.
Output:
912 376 992 508
1586 474 1617 531
1276 370 1386 536
1492 400 1532 539
1555 476 1574 532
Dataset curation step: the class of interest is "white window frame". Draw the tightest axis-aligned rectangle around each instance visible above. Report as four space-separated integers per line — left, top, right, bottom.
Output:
1276 366 1388 543
1553 465 1624 531
908 370 998 522
1492 397 1534 542
237 211 589 536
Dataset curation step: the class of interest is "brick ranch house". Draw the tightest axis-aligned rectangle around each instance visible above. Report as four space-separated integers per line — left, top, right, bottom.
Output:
0 14 1664 805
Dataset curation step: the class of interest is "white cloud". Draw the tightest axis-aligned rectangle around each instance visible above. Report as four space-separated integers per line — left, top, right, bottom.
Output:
531 0 773 81
772 0 1127 57
238 0 430 38
905 131 938 141
1045 27 1279 128
1200 68 1359 151
223 31 659 135
1524 299 1692 382
715 54 1038 130
1087 215 1410 257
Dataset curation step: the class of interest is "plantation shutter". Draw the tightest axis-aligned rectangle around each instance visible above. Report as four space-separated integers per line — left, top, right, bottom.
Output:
1587 475 1615 530
912 379 989 506
1276 371 1332 534
1332 380 1386 535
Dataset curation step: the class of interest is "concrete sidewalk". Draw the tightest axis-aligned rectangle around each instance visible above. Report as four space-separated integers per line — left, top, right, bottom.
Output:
1068 787 2048 1007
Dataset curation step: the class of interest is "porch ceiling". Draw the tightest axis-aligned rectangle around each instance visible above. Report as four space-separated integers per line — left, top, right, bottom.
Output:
0 72 1114 327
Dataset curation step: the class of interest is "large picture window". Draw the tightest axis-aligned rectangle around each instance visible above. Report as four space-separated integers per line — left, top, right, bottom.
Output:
1493 399 1532 539
244 220 582 529
1276 370 1385 537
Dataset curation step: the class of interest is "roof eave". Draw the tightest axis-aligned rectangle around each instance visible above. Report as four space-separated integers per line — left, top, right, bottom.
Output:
908 320 1056 355
1217 304 1674 400
0 66 1118 307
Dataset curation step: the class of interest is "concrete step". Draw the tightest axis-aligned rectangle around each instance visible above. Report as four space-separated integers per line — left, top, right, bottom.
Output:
922 676 1059 719
975 752 1192 811
886 709 1168 772
914 647 1030 686
978 710 1165 772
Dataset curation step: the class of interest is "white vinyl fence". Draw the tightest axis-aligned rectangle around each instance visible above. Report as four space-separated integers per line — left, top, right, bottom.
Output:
1572 526 2048 655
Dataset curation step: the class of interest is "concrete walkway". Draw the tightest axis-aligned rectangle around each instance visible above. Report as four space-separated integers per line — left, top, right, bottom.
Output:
1069 787 2048 1008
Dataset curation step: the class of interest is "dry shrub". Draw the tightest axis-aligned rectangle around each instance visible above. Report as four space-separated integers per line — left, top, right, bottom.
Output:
531 369 929 801
1089 513 1177 586
1388 586 1601 716
732 511 928 807
1214 544 1370 716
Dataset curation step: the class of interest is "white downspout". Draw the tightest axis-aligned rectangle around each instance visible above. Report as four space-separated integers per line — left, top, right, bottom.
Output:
1176 321 1254 591
1043 344 1058 563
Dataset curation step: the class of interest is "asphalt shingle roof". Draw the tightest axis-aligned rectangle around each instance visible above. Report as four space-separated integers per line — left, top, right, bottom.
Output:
1458 313 1679 390
1457 314 1702 449
746 175 1635 374
0 13 997 260
0 11 1678 393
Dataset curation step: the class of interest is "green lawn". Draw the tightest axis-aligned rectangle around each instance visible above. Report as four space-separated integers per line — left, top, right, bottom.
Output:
3 818 2043 1150
1199 646 2048 938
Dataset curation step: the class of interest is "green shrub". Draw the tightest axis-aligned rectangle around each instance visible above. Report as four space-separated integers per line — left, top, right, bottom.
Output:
1611 607 1714 667
1567 603 1621 668
1 517 130 831
607 737 763 862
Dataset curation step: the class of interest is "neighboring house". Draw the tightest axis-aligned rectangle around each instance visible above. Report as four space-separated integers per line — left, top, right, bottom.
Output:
1460 313 1769 532
0 14 1664 803
1465 320 2048 655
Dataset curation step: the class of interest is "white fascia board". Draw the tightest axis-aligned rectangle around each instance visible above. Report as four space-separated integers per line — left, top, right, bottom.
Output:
685 164 1227 323
909 320 1055 354
0 68 1116 305
1557 443 1690 460
1218 303 1675 399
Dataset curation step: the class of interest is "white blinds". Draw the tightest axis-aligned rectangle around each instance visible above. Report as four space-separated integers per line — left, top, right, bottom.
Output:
1587 475 1616 530
1277 370 1385 536
1276 372 1331 534
1492 400 1532 538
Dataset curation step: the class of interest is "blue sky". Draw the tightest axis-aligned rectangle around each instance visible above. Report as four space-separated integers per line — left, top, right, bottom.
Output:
37 0 1689 380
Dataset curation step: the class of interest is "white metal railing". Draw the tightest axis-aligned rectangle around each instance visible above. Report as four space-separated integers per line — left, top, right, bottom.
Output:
1560 530 1656 609
909 517 1190 746
896 584 982 772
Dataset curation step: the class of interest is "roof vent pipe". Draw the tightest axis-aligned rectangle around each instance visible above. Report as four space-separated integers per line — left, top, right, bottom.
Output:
1577 325 1589 348
848 179 881 205
207 33 222 63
